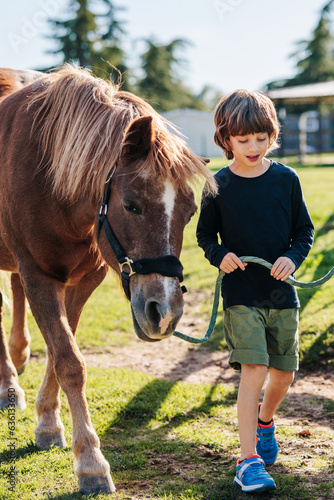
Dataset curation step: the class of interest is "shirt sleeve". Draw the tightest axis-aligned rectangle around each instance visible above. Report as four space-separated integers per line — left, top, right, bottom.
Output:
196 189 230 268
283 174 314 270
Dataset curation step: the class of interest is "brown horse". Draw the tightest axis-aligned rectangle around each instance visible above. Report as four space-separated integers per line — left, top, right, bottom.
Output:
0 68 45 378
0 65 216 495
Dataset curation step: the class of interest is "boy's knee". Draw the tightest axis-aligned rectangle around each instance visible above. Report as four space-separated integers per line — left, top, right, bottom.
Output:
270 369 294 388
283 371 295 387
241 363 268 379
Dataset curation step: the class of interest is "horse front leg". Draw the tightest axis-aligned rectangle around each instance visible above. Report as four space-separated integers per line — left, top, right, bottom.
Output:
22 267 114 495
8 273 31 374
34 350 66 450
35 265 108 452
0 293 26 409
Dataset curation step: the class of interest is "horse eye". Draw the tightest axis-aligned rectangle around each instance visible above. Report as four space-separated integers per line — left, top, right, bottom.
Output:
123 201 141 215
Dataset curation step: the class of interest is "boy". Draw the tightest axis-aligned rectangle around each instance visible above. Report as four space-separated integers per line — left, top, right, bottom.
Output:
196 90 314 493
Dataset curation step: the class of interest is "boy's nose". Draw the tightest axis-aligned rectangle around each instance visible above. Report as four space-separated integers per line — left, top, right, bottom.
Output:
248 142 258 153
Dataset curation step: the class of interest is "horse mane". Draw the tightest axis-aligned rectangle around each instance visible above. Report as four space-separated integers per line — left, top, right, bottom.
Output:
29 64 217 203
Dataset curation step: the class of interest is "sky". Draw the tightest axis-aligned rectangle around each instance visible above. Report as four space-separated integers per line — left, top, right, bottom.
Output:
0 0 330 97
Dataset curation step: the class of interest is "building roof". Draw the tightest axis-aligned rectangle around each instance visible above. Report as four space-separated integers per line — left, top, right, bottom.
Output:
266 80 334 104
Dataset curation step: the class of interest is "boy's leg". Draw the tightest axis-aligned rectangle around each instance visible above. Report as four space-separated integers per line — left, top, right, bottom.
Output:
235 364 276 492
238 364 267 459
259 368 294 422
256 368 294 464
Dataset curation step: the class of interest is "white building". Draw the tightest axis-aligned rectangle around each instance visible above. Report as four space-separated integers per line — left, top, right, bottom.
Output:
162 108 222 158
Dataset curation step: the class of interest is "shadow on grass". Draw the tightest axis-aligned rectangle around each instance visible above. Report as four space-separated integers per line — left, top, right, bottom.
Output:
300 323 334 371
298 211 334 315
0 440 40 463
119 381 235 428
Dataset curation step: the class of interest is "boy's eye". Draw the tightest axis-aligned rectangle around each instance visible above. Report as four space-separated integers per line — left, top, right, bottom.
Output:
258 137 267 142
239 139 248 143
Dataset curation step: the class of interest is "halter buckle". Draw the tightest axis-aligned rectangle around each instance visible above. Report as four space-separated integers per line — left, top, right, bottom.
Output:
119 257 136 277
99 204 108 215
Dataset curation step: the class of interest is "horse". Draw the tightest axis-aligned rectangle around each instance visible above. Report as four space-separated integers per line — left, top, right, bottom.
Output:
0 65 217 495
0 68 46 378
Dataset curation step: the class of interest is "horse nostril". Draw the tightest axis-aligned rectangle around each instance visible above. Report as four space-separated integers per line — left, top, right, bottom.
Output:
145 299 162 327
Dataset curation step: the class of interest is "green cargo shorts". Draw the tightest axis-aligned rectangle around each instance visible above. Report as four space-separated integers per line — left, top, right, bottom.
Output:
223 305 299 372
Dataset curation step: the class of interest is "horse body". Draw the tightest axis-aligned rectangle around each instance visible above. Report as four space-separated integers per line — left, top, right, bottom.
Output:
0 65 216 495
0 67 43 103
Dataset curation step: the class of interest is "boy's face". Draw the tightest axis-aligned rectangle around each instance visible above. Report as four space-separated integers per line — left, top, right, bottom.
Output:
228 132 270 170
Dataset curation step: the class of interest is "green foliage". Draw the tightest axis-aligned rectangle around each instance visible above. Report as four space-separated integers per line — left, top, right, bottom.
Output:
47 0 129 87
135 39 206 112
45 1 212 111
265 0 334 89
290 0 334 85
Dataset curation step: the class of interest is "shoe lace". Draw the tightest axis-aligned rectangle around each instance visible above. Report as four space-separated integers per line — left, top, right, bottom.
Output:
242 461 270 480
257 429 275 449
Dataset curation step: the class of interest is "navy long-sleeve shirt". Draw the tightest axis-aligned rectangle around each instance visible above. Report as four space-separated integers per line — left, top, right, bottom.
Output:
196 161 314 310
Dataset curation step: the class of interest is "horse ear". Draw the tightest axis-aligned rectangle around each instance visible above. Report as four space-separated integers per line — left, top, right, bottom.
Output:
123 116 154 159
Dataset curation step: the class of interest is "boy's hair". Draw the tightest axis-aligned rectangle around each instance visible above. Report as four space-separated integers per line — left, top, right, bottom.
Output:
214 89 280 160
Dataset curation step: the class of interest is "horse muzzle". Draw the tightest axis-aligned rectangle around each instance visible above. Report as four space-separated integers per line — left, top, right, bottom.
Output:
130 276 184 341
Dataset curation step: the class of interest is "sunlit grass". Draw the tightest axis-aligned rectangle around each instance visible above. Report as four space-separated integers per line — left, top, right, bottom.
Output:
1 362 333 499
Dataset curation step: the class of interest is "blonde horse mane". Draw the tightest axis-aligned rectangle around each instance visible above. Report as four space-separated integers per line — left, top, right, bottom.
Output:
29 64 217 203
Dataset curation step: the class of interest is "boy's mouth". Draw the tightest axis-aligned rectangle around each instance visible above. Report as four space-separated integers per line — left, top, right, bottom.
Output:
247 155 260 162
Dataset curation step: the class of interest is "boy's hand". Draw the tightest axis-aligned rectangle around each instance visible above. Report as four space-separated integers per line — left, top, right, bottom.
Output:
219 253 247 273
271 256 296 281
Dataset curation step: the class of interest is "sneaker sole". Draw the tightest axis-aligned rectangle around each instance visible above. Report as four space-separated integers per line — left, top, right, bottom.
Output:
233 477 277 492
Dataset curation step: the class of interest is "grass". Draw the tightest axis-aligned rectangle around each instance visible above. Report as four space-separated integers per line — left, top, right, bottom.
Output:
0 159 333 499
1 363 333 499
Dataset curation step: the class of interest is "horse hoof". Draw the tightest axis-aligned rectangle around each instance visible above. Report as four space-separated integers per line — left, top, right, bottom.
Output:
35 430 67 450
0 386 26 410
9 346 30 376
78 473 116 495
16 362 28 375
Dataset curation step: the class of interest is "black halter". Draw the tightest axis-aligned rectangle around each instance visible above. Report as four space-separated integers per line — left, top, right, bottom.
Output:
97 167 184 300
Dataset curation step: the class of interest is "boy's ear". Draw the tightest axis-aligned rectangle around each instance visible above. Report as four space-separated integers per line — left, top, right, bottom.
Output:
224 137 232 152
268 133 275 146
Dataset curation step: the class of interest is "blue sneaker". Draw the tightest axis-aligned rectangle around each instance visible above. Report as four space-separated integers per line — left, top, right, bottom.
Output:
233 455 277 493
256 421 279 464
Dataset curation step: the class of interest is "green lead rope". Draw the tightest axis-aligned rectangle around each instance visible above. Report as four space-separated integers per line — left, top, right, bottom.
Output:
173 255 334 344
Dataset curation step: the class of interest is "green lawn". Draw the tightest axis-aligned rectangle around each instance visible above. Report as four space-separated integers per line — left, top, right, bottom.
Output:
0 161 333 499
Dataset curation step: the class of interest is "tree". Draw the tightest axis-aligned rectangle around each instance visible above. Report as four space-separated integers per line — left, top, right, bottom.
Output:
47 0 129 87
135 39 207 112
266 0 334 89
291 0 334 85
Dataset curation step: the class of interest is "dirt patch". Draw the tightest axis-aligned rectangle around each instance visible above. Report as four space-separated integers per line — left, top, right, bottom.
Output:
82 337 334 401
82 338 240 385
82 287 334 400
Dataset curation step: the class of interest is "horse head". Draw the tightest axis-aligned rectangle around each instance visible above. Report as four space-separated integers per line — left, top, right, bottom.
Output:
97 115 199 342
24 65 217 343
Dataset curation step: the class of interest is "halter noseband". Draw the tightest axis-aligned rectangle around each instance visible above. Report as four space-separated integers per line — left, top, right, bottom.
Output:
96 166 184 300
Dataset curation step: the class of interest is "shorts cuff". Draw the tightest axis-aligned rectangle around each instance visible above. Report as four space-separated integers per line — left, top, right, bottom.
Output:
269 354 299 372
229 348 269 371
